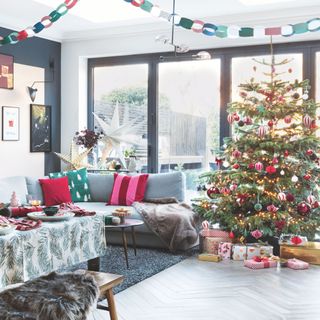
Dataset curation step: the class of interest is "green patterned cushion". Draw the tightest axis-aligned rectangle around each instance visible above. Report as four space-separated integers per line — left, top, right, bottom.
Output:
49 168 91 202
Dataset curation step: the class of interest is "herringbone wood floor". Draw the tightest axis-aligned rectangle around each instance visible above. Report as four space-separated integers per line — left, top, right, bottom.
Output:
89 257 320 320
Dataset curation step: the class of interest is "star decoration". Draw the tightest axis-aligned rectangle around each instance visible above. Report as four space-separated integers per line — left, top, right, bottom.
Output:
93 102 145 167
54 141 93 170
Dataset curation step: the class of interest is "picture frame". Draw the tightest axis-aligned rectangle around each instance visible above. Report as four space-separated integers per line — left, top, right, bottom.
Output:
30 104 51 152
2 106 20 141
0 54 14 89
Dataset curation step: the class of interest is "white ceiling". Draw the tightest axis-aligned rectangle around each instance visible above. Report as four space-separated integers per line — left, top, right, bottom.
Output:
0 0 320 42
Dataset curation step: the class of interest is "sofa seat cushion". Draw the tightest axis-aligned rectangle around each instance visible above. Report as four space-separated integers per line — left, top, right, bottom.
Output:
75 202 152 234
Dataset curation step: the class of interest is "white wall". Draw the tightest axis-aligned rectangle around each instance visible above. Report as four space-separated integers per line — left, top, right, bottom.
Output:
61 27 319 155
0 64 45 178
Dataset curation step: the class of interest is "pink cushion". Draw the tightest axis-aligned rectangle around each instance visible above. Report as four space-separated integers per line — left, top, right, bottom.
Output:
39 176 72 206
109 173 149 206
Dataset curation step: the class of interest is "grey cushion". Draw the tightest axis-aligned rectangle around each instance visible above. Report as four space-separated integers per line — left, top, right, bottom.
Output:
145 172 185 202
87 174 114 202
26 177 46 205
0 176 28 203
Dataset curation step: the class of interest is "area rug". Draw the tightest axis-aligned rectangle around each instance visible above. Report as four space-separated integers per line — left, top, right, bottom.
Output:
69 245 197 294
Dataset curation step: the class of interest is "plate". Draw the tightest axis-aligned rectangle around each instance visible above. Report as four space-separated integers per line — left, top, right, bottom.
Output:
0 225 15 235
27 211 75 222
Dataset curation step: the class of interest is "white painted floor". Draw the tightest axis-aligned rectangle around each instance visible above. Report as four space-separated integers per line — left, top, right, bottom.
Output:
89 257 320 320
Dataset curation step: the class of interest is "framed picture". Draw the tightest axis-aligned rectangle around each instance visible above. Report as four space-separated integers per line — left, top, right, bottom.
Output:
0 54 14 89
30 104 51 152
2 106 19 141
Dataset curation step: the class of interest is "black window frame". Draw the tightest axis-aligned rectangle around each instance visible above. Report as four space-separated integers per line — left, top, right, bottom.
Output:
88 40 320 173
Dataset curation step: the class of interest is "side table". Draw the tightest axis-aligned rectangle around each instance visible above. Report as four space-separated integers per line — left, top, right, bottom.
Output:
105 219 144 268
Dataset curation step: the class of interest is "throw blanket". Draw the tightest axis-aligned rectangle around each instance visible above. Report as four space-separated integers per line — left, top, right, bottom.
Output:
0 272 99 320
0 216 42 231
60 203 96 217
133 198 199 252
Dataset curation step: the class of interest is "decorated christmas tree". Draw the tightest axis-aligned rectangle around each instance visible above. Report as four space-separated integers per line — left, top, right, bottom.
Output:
193 52 320 241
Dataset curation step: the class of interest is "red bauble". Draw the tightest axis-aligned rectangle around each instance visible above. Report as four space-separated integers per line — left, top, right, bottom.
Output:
233 113 240 122
232 150 242 158
255 162 264 171
268 120 274 127
313 201 320 208
267 204 278 212
227 114 234 124
207 187 220 199
286 193 295 202
303 174 311 181
248 163 255 169
229 231 235 239
311 120 317 129
244 116 253 125
306 149 314 156
284 150 289 157
284 115 292 124
303 114 312 128
233 163 240 169
266 166 276 174
297 202 311 215
275 220 286 231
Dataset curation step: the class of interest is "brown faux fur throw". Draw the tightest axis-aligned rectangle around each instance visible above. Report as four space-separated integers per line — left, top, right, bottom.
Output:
0 272 99 320
133 198 199 252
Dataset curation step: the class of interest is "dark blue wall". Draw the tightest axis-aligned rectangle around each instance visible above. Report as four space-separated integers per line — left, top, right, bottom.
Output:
0 27 61 174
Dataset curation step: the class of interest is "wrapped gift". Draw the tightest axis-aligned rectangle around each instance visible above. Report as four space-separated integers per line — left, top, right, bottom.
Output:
246 243 273 260
200 228 231 253
244 257 277 269
198 253 222 262
200 228 230 238
280 242 320 265
232 244 247 261
279 234 308 246
218 242 232 260
287 258 309 270
203 237 228 254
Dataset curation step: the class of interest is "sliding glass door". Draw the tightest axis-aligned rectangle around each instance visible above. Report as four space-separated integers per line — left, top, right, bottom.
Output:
158 59 221 196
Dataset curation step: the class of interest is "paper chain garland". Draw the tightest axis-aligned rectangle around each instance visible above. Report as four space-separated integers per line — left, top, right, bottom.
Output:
1 0 320 46
124 0 320 38
0 0 79 46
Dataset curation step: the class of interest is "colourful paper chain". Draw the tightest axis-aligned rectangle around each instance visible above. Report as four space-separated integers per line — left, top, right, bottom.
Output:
0 0 79 46
124 0 320 38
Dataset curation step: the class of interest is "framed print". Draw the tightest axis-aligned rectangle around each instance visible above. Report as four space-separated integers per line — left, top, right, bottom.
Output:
30 104 51 152
2 106 19 141
0 54 14 89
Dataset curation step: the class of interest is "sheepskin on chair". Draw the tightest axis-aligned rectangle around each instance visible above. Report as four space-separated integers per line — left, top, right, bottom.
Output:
0 272 99 320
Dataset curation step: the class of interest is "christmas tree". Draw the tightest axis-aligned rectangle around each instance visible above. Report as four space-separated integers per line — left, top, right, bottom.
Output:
193 52 320 241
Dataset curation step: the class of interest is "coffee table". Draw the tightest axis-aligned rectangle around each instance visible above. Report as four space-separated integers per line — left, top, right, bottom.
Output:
105 219 144 268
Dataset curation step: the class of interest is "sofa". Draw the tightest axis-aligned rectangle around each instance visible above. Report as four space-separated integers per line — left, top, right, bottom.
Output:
0 171 186 249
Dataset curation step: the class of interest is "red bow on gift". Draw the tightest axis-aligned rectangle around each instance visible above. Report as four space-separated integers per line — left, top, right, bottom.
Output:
253 256 269 263
291 236 302 245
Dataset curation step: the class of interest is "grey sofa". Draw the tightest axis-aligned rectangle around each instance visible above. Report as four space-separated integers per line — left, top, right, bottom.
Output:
0 172 186 249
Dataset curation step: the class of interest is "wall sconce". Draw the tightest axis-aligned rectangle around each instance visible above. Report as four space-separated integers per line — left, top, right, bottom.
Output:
27 59 55 102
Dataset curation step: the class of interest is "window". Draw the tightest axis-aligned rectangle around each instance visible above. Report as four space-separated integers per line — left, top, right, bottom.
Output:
158 59 221 195
92 64 148 171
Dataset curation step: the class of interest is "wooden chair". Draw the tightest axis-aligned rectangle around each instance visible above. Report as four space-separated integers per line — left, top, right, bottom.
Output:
77 270 124 320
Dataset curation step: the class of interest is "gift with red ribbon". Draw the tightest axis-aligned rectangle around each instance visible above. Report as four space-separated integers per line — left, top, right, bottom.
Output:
244 256 278 269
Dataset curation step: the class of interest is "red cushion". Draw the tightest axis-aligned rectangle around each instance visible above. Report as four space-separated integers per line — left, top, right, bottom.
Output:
39 177 72 206
109 173 149 206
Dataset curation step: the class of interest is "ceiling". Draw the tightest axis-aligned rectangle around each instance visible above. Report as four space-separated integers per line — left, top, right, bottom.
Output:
0 0 320 42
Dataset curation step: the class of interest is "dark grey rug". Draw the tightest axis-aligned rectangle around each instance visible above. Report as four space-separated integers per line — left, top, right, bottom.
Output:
69 245 197 294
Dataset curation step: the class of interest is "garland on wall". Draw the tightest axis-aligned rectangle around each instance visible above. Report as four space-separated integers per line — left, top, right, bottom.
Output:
0 0 79 46
1 0 320 46
123 0 320 38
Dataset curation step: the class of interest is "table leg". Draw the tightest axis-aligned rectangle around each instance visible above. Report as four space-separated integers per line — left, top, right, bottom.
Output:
131 226 137 256
121 228 129 268
106 289 118 320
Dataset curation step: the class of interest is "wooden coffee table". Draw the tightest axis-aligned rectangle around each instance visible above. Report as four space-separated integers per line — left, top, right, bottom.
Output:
105 219 144 268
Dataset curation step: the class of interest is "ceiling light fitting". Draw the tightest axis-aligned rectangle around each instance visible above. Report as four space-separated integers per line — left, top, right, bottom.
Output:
27 59 55 102
156 0 211 62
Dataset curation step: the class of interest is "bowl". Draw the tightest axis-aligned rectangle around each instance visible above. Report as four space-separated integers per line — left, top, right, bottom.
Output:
43 207 59 216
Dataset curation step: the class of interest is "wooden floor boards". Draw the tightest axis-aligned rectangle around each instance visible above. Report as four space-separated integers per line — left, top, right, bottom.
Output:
89 257 320 320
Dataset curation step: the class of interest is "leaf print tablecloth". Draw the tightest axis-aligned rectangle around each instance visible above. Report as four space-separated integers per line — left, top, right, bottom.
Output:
0 215 106 288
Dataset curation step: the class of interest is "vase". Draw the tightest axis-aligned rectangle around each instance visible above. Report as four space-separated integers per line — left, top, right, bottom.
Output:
128 156 137 172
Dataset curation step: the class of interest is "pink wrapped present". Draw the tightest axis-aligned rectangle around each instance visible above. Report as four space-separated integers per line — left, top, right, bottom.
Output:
244 258 277 269
287 258 309 270
204 237 227 254
232 244 247 261
218 242 233 260
246 243 273 260
200 229 230 238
